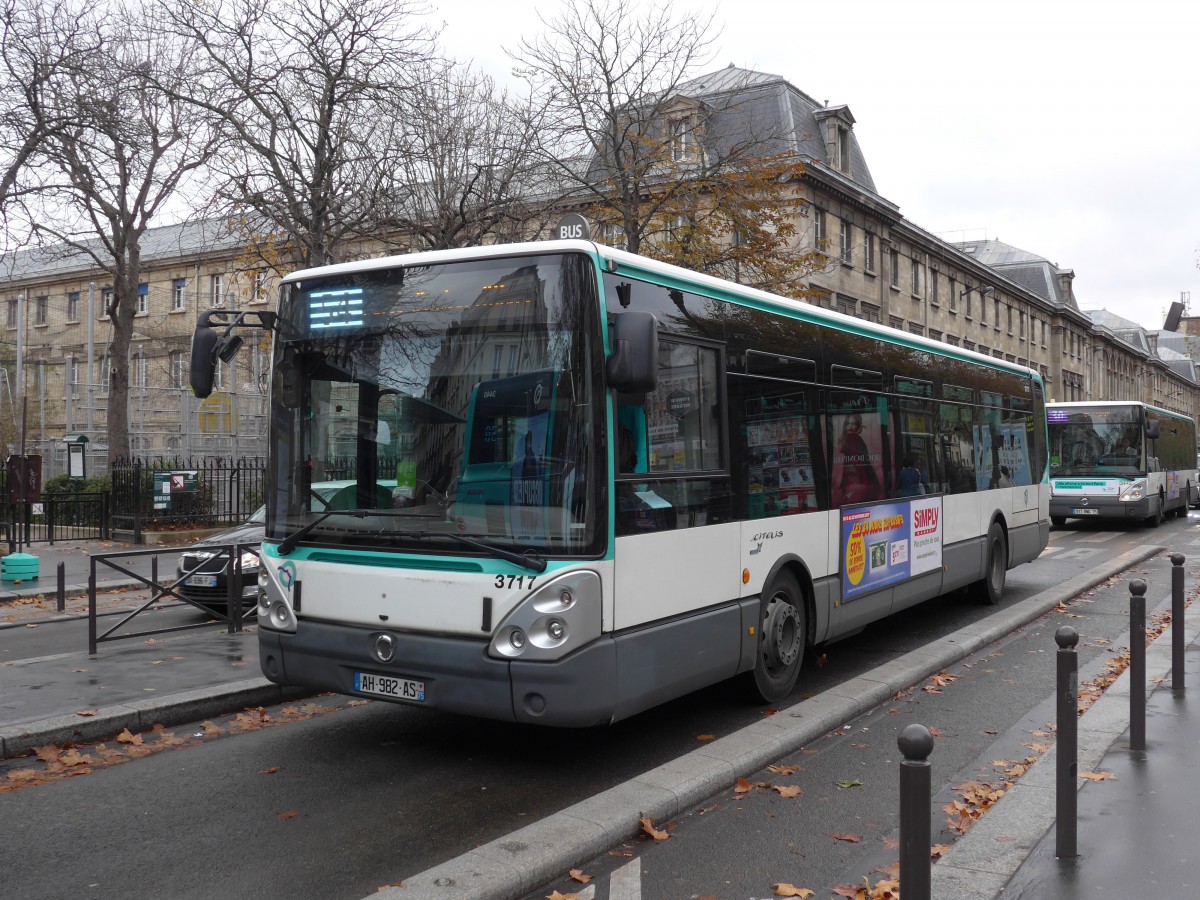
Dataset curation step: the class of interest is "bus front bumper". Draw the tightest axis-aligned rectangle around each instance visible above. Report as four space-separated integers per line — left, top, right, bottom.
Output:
1050 495 1153 520
259 622 620 728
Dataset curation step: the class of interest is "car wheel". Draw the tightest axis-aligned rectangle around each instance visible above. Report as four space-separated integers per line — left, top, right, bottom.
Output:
1050 515 1066 528
744 570 806 704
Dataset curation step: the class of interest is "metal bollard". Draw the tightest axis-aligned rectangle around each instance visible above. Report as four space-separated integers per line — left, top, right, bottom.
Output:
1129 579 1146 752
1172 553 1186 692
1055 625 1079 858
57 561 66 613
898 723 933 900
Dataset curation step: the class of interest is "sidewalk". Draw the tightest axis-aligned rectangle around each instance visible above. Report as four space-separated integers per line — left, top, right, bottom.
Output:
0 537 307 758
932 568 1200 899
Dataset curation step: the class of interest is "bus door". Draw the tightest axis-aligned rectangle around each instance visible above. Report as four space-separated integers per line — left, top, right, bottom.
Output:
612 338 735 630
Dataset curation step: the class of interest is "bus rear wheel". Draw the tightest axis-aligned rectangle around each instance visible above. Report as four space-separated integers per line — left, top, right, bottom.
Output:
745 571 806 704
971 522 1007 606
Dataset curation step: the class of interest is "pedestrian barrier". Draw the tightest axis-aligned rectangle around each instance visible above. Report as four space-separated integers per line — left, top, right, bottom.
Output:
86 543 258 654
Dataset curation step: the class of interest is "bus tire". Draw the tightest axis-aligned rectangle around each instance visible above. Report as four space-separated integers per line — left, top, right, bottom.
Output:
1175 487 1190 517
745 570 806 704
971 522 1007 606
1145 497 1163 528
1050 515 1066 528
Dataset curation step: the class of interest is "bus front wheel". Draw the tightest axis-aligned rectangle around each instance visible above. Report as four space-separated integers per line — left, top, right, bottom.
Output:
971 523 1007 606
745 571 806 704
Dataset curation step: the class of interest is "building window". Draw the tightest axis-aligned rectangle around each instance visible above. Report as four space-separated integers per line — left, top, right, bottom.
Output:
860 302 880 324
964 340 976 351
67 292 80 321
910 258 921 296
946 334 960 347
1019 310 1026 339
211 274 225 307
930 272 939 306
1043 324 1049 348
34 295 47 325
814 209 826 251
994 297 1001 329
864 233 875 272
889 248 899 289
1007 305 1014 335
949 278 957 312
134 353 148 388
6 298 16 328
929 329 943 341
66 356 79 391
137 283 149 315
169 350 186 388
889 315 904 330
671 117 696 163
172 279 186 311
836 295 856 316
908 323 924 336
491 344 503 379
101 286 113 314
253 269 269 303
837 126 851 173
839 220 852 264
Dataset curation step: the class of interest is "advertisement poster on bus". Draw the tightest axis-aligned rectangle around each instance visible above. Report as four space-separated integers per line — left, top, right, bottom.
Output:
831 410 885 507
841 496 943 601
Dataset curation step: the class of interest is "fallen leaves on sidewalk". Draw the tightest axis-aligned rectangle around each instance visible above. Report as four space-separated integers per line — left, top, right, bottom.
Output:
1079 771 1116 781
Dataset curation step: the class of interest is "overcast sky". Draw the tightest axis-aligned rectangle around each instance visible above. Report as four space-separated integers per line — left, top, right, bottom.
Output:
435 0 1200 332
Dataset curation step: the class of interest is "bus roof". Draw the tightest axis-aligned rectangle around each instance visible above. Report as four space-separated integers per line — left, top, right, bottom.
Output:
280 239 1041 382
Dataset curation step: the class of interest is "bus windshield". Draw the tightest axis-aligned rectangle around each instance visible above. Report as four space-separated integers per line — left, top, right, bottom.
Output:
267 252 605 556
1048 404 1143 476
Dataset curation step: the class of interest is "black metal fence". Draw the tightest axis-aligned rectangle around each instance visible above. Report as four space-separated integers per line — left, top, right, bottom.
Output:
109 456 266 540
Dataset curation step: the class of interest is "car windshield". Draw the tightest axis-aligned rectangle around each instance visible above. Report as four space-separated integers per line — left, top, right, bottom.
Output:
266 252 606 557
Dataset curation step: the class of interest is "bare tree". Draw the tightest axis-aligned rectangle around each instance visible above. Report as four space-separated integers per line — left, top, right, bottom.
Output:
512 0 820 294
380 62 546 251
154 0 438 272
24 1 220 462
0 0 99 236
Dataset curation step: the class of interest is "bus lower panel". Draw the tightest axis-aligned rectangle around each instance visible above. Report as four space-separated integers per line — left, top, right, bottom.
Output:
1049 496 1152 521
1009 519 1049 567
941 536 984 594
260 624 520 723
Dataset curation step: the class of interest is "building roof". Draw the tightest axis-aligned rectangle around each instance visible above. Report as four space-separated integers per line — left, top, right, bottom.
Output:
954 238 1077 310
673 65 878 193
0 218 243 284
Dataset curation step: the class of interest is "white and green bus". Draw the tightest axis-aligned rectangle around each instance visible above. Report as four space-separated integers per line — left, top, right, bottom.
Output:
1047 401 1198 527
190 240 1049 726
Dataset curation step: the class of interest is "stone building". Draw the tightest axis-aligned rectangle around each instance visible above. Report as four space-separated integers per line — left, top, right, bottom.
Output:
2 65 1195 473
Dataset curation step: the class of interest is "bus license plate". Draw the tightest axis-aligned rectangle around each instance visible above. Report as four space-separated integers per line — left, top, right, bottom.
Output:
354 672 425 702
1071 508 1100 516
186 574 219 587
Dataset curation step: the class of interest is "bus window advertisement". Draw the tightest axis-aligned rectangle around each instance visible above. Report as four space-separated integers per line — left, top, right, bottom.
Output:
840 496 943 601
831 410 885 506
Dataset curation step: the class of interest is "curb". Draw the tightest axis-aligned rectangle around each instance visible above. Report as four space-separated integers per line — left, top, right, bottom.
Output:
377 543 1166 900
0 678 312 759
0 578 144 605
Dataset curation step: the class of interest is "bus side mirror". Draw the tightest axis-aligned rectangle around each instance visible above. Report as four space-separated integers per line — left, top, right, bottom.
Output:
1146 419 1161 440
606 311 658 393
190 323 220 398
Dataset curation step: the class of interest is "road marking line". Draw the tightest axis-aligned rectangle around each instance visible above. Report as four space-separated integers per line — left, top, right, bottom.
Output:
610 857 641 900
1079 532 1120 543
1057 548 1103 560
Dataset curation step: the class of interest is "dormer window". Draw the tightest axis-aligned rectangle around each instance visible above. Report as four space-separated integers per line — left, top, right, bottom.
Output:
671 117 696 162
838 127 851 173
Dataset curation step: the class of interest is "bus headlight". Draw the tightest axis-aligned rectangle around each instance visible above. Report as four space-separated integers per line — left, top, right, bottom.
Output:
489 570 601 661
1120 480 1146 501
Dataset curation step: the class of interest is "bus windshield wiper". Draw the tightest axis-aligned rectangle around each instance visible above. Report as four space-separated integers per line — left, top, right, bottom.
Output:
276 510 546 572
277 509 370 555
440 533 547 573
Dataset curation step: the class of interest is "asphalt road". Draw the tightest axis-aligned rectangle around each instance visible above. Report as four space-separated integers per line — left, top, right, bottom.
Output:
1 516 1197 900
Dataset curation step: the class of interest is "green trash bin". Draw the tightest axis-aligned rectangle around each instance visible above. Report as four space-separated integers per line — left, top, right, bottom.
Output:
1 552 39 583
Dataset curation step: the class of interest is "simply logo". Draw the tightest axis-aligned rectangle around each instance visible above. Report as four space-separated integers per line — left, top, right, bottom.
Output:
277 560 297 589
